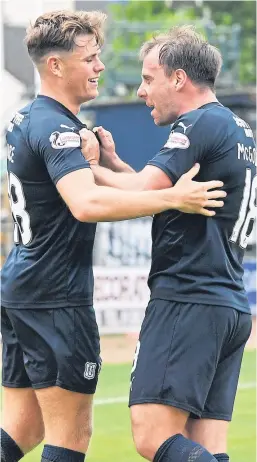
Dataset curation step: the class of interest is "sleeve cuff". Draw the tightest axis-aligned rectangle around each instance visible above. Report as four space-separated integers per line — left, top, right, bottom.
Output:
147 160 179 185
53 164 91 184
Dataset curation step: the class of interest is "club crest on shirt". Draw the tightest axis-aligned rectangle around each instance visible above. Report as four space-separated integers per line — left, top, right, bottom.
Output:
164 131 190 150
49 131 80 149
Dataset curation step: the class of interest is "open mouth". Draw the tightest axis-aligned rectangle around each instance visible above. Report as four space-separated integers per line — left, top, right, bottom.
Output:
146 103 156 115
88 78 99 85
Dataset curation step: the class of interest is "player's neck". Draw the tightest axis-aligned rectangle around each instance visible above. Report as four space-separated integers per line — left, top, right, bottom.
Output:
178 90 218 118
39 83 80 115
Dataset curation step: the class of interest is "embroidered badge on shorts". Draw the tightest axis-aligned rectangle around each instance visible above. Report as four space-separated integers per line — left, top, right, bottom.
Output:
84 362 97 380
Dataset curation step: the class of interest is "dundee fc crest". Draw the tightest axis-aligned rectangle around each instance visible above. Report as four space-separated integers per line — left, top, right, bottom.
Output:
84 362 97 380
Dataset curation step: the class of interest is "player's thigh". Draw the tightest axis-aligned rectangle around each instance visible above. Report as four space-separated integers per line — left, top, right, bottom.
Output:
35 386 94 451
129 301 222 418
185 418 229 454
1 306 31 389
6 306 101 394
201 311 252 422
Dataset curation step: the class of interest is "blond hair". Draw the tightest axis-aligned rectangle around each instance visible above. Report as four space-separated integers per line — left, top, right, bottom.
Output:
25 10 107 63
140 25 222 89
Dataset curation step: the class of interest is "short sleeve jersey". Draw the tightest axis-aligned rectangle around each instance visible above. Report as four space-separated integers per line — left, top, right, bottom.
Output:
147 102 256 313
1 95 96 308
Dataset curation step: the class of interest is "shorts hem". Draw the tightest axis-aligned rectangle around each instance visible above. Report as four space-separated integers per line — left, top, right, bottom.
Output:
129 398 201 416
56 381 96 395
31 379 58 389
2 381 31 388
32 380 96 394
200 413 232 421
2 303 93 310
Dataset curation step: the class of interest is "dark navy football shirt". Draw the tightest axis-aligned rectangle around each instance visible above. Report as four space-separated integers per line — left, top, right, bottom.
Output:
2 95 96 308
147 102 256 313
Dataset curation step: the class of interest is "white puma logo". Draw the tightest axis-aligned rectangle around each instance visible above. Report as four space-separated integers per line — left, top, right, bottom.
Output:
178 122 193 134
60 124 76 131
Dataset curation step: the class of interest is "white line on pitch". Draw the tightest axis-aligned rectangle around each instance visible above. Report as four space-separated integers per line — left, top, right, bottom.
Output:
94 382 256 406
237 382 256 390
94 396 128 405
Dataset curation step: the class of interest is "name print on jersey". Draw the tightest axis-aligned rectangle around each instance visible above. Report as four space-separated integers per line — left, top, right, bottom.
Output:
7 144 15 163
233 116 254 138
237 143 257 166
12 112 24 126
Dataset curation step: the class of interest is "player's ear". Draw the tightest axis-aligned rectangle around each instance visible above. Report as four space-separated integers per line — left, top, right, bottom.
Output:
47 55 64 78
174 69 187 91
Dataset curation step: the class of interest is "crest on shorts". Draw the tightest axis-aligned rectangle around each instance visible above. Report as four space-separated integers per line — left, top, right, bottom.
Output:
84 362 97 380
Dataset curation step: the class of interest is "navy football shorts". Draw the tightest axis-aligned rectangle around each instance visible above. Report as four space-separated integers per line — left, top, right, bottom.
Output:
129 300 252 421
1 306 101 394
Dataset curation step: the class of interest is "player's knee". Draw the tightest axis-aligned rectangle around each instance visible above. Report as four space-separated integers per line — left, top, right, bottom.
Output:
4 421 44 454
133 430 156 460
26 423 45 451
76 419 93 444
63 416 93 451
72 400 93 446
131 404 186 460
132 420 159 460
4 411 45 453
23 418 45 452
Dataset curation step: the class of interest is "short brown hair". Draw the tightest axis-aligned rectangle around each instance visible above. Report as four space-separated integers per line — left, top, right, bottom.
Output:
140 25 222 89
25 10 107 63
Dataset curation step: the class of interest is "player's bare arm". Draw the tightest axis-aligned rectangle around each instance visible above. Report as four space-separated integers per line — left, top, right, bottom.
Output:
79 128 226 215
56 160 225 221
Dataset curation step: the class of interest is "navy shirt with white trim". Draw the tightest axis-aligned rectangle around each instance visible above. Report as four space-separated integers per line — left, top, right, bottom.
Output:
147 102 256 313
2 95 96 308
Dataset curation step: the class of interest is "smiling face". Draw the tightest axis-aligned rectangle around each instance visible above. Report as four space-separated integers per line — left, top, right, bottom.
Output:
137 46 181 126
46 34 105 104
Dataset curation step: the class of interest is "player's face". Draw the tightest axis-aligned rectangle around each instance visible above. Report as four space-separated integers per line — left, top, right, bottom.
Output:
137 46 179 126
61 34 105 103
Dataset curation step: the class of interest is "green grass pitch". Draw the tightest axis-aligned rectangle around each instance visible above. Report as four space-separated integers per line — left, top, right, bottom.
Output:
23 350 256 461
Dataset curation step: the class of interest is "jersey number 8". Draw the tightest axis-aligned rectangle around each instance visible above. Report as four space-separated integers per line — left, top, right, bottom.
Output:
7 172 32 245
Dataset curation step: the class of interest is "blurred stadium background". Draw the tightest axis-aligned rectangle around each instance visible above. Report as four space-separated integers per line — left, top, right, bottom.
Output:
0 0 256 461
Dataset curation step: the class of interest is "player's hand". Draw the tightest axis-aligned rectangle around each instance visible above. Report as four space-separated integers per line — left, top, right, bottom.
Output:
172 163 226 216
79 128 100 165
93 126 120 169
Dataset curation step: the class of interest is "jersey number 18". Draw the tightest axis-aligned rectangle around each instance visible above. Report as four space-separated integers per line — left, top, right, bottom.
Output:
7 172 32 245
230 168 257 249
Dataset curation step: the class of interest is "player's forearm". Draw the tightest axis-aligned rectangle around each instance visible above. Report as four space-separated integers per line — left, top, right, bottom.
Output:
91 165 140 189
78 186 177 222
110 157 135 173
99 151 135 173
